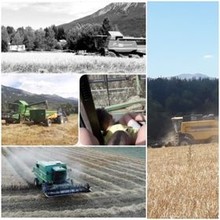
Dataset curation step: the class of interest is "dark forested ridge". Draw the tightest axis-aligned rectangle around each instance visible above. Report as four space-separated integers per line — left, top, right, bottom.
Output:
148 77 218 141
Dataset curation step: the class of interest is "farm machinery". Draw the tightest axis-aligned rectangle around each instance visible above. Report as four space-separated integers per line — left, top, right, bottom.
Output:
94 31 146 57
33 161 90 197
171 114 218 146
2 99 67 126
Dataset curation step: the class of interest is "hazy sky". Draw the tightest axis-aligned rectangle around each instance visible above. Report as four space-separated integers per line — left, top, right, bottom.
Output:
148 1 219 78
1 0 113 29
1 74 80 99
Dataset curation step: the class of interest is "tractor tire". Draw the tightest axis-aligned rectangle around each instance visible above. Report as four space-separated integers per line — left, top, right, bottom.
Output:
108 51 117 57
34 178 40 187
179 137 193 146
57 116 64 124
45 119 52 127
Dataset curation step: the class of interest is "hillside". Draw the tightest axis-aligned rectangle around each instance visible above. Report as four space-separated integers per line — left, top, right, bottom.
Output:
173 73 215 80
1 85 78 111
60 2 146 37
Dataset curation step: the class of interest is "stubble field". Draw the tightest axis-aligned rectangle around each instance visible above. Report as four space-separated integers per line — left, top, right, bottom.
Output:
2 114 78 145
1 52 145 73
148 143 218 218
2 147 146 217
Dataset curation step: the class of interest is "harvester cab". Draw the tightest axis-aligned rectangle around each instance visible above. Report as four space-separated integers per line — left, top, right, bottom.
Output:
171 116 183 133
80 75 146 145
33 161 90 197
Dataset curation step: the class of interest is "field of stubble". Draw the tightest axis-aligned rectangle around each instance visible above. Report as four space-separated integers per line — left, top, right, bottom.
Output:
2 147 146 217
2 114 78 145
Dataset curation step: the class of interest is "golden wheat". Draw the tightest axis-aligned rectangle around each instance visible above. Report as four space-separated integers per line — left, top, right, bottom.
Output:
2 114 78 145
1 52 145 73
148 144 218 218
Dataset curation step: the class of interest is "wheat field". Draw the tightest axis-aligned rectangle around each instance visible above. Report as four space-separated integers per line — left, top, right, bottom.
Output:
1 52 145 73
2 147 146 217
148 143 218 218
2 114 78 145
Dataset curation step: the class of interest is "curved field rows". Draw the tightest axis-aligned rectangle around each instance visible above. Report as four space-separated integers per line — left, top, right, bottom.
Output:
2 154 29 189
2 147 146 217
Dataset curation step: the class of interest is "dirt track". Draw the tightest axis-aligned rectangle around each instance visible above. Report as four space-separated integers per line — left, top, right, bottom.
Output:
2 147 146 217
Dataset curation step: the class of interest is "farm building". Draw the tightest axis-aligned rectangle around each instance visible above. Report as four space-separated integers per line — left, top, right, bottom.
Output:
9 44 26 52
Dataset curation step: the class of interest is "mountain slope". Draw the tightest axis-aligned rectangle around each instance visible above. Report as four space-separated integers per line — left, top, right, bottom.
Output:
1 85 78 111
60 2 146 37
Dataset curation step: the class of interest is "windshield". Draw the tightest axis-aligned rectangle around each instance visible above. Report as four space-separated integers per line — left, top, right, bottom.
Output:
172 120 182 133
53 170 66 184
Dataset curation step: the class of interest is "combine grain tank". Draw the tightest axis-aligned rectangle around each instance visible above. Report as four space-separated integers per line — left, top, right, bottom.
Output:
33 161 90 197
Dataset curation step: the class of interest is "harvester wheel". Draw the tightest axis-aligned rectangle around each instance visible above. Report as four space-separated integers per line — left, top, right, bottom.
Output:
34 178 40 187
179 137 192 146
57 116 64 124
45 119 52 127
108 51 117 57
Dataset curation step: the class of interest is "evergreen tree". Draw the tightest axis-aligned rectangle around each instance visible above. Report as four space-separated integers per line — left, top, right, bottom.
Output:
6 26 15 43
44 27 57 51
12 31 23 45
23 26 35 51
1 26 9 52
102 17 112 35
34 28 46 50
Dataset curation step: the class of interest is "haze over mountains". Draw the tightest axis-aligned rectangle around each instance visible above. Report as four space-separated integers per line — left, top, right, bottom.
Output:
173 73 216 80
149 73 216 79
2 85 77 110
59 2 146 37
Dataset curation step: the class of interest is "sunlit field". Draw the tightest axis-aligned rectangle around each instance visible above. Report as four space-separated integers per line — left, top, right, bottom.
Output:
148 143 218 218
1 52 145 73
2 114 78 145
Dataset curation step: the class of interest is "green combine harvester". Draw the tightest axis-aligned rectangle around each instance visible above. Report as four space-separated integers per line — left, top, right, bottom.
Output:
33 161 90 197
2 100 67 126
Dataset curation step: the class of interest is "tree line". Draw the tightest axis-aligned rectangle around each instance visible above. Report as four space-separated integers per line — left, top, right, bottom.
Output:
1 18 112 52
148 77 218 141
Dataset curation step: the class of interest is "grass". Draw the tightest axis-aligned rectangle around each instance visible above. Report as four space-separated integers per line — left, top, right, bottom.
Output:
1 52 145 73
147 144 218 219
2 114 78 145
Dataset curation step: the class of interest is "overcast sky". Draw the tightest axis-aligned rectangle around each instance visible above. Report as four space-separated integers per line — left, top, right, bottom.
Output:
1 74 80 99
1 0 114 29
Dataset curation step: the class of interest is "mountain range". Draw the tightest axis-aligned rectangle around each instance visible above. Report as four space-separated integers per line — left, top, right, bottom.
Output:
172 73 216 80
59 2 146 37
1 85 78 111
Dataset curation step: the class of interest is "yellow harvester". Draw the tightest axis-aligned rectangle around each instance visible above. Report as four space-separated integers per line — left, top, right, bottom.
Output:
171 114 218 146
